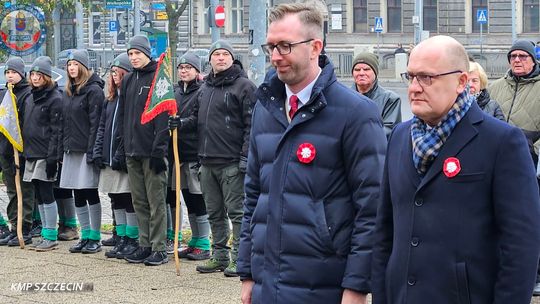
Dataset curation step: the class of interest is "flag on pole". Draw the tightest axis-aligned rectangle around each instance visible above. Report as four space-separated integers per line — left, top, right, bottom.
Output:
0 83 23 152
141 49 177 124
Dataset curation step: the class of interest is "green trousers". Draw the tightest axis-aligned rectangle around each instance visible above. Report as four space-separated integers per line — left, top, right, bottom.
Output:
126 157 167 252
200 163 245 263
0 154 34 231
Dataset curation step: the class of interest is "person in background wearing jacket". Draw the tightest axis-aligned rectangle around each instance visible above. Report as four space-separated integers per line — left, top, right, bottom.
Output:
488 40 540 294
114 35 169 266
93 53 139 259
23 56 63 251
372 35 540 304
351 52 401 137
236 4 386 303
468 61 504 120
59 49 104 254
170 39 256 276
0 57 35 246
169 52 211 260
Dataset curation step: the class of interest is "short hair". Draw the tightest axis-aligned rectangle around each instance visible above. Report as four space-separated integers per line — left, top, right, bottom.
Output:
268 3 323 39
66 64 92 97
468 61 488 90
28 72 55 90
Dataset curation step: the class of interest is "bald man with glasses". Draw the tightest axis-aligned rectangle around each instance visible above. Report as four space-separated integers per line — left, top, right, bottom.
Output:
372 35 540 304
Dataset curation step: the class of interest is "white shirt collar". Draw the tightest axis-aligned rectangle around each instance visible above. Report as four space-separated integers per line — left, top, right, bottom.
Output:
285 67 322 111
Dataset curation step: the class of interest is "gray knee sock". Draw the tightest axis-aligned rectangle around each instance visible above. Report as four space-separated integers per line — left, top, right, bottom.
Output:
43 203 58 230
114 209 127 226
126 212 138 228
166 205 172 231
38 204 46 227
61 197 76 220
196 214 210 239
188 213 198 238
88 203 102 233
75 205 90 232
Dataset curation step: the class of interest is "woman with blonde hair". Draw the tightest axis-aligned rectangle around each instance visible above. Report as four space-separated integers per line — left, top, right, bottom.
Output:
93 53 140 259
468 61 505 120
23 56 63 251
59 49 105 254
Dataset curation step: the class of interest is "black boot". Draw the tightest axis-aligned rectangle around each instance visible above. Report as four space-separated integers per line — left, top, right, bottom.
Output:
81 240 102 254
69 239 89 253
125 246 151 264
7 233 33 246
29 221 42 238
105 236 127 258
0 224 10 239
101 233 118 247
0 231 16 246
116 237 139 259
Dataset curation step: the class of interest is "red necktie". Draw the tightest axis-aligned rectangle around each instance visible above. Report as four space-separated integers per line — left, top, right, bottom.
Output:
289 95 299 119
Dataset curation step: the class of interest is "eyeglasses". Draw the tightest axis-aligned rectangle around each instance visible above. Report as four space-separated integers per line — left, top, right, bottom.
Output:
509 54 530 61
178 65 193 71
261 39 314 56
401 70 463 87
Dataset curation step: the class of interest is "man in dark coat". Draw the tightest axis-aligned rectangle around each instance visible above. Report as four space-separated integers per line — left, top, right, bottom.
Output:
236 3 386 304
0 57 35 246
372 35 540 304
171 40 257 276
351 52 401 137
114 35 170 266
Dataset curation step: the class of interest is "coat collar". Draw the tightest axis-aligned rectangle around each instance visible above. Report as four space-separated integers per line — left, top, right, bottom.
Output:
416 101 484 190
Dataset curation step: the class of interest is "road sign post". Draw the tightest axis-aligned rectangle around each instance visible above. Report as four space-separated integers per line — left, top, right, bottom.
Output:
374 17 383 66
477 9 487 57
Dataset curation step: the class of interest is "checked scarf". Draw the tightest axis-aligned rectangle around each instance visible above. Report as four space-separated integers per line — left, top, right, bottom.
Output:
411 90 474 175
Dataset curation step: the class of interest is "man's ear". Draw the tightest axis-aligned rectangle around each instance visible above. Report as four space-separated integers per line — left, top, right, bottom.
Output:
456 71 469 94
311 39 324 59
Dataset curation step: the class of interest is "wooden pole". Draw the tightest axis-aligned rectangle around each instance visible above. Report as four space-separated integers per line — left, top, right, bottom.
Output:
13 148 24 249
173 128 181 275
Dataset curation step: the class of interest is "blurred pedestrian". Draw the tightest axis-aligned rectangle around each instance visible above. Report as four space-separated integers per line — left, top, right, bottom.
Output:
467 61 504 120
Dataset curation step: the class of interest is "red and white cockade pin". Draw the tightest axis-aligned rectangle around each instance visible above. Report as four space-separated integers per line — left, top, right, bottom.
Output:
297 143 316 164
443 157 461 178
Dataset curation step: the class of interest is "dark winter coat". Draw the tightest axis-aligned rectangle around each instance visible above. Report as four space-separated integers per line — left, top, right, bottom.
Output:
372 103 540 304
93 94 121 165
0 79 32 156
60 73 104 161
115 60 169 159
181 62 257 165
236 56 387 303
172 79 201 163
22 84 62 160
475 89 505 121
352 81 401 137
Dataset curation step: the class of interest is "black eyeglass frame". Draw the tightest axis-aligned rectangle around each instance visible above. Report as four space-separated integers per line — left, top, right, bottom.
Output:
261 39 314 56
401 70 463 86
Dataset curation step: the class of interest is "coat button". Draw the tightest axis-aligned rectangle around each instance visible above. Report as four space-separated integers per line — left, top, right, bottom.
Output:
411 237 419 247
407 277 416 286
301 114 306 118
414 199 423 206
270 97 275 100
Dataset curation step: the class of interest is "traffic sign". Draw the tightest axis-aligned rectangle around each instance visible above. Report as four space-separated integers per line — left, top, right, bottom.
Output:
109 21 119 32
477 9 487 24
215 5 225 28
106 0 132 9
375 17 383 33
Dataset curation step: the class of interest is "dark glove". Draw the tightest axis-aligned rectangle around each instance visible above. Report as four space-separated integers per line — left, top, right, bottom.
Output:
45 159 57 179
149 157 167 174
239 156 248 173
93 157 105 170
168 116 181 130
111 155 127 172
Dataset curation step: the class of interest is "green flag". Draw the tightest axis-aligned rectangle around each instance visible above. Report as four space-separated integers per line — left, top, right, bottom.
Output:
141 50 177 124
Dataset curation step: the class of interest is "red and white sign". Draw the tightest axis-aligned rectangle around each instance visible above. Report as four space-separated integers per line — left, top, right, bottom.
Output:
215 5 225 28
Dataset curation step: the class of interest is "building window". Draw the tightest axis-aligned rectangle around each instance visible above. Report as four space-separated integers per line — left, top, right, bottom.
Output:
472 0 488 33
387 0 402 33
524 0 539 32
229 0 244 33
198 0 210 35
423 0 437 32
353 0 367 32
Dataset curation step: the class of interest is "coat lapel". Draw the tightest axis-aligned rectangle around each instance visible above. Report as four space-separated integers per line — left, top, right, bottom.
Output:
418 103 484 190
